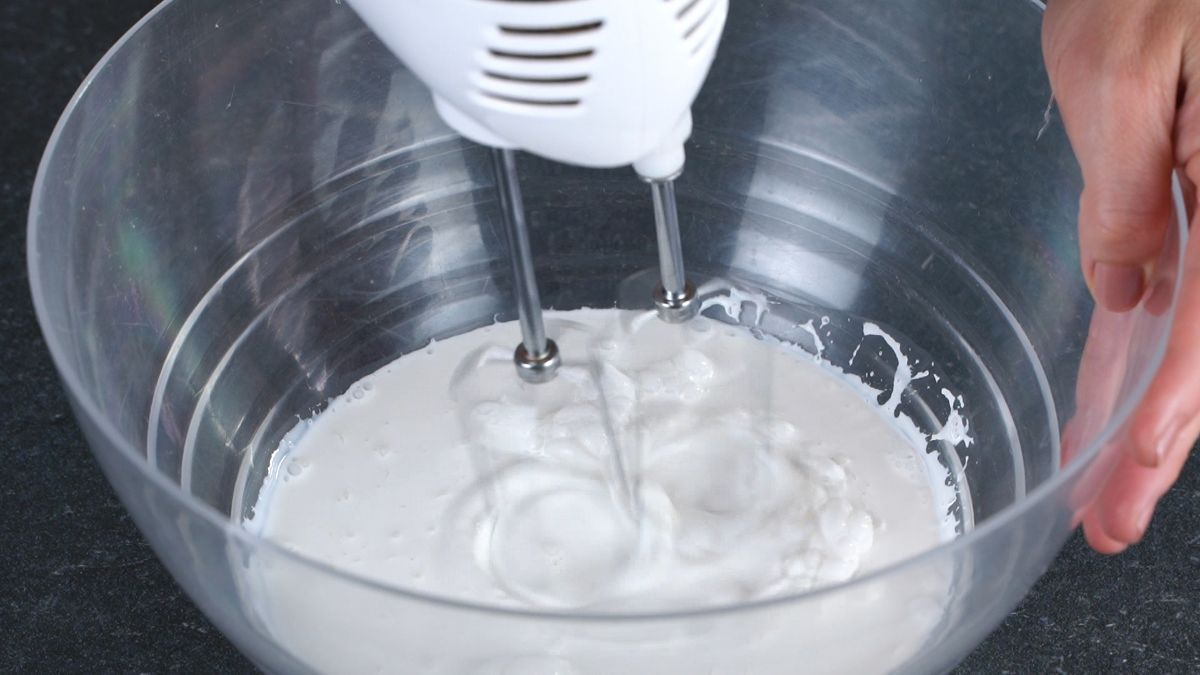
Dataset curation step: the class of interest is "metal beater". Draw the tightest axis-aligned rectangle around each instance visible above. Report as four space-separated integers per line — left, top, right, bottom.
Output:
345 0 729 381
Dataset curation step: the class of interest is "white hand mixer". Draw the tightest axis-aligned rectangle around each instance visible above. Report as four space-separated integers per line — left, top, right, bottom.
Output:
345 0 729 382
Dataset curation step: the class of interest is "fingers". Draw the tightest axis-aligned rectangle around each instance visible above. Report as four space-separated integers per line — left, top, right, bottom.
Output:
1128 216 1200 468
1045 0 1199 554
1084 205 1200 552
1043 1 1183 311
1083 419 1193 551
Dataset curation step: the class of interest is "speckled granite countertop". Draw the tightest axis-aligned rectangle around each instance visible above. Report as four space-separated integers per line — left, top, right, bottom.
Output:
2 1 1197 672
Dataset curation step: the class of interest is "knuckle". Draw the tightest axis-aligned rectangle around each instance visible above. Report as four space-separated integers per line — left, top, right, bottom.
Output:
1085 195 1166 250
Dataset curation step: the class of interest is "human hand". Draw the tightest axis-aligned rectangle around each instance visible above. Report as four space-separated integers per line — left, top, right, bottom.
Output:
1043 0 1200 553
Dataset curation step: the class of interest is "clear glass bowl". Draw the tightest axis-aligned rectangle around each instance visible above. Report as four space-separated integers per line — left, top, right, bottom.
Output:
28 0 1186 672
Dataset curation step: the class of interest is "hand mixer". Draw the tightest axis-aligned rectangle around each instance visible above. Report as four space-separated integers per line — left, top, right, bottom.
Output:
345 0 729 383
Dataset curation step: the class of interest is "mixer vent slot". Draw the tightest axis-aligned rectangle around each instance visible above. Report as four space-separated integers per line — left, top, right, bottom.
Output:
675 0 704 21
499 20 603 36
488 48 595 61
479 91 582 107
484 71 588 85
668 0 720 54
478 16 600 112
684 4 715 39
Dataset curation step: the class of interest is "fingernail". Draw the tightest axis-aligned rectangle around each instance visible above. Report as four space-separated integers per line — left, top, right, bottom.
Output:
1092 262 1145 311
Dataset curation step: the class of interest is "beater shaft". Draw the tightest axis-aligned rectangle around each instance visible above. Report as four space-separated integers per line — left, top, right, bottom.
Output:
648 178 697 322
491 148 560 383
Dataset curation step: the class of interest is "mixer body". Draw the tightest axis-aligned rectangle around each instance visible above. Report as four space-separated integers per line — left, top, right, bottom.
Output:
345 0 728 179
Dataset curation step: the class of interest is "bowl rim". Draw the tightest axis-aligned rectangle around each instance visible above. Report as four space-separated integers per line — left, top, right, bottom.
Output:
25 0 1188 623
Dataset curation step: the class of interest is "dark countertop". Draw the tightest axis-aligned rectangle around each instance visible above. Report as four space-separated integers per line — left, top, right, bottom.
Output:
2 1 1197 672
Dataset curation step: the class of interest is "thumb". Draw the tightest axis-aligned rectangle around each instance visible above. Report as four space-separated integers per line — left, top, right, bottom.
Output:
1044 2 1181 311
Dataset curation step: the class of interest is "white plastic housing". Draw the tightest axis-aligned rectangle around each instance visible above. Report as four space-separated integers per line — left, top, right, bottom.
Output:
345 0 728 180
